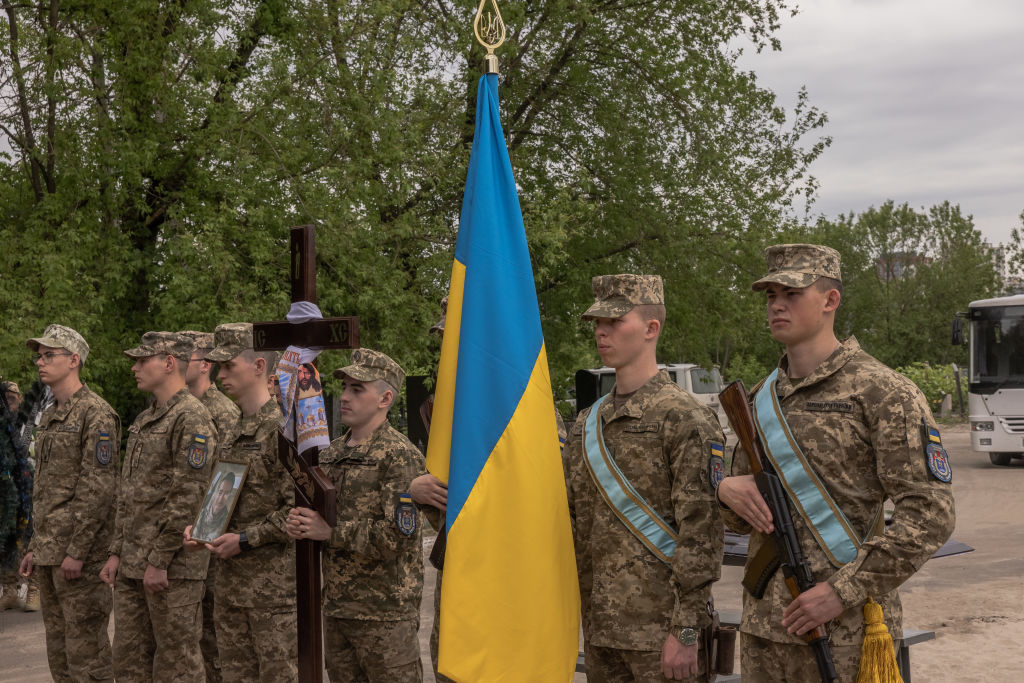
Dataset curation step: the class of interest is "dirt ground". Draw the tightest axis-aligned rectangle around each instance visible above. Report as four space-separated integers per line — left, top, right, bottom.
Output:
2 425 1021 681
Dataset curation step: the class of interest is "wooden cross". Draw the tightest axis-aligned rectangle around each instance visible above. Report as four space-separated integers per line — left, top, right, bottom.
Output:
252 225 360 683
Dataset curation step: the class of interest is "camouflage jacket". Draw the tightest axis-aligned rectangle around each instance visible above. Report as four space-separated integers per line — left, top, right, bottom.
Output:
199 385 240 455
213 398 295 608
320 421 424 621
29 384 121 565
564 371 725 650
722 338 956 646
112 388 216 580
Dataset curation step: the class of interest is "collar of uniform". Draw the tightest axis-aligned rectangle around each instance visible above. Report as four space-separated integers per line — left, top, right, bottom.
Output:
775 337 861 398
601 370 673 422
336 419 392 460
50 383 90 421
238 397 280 437
141 386 190 424
201 385 224 403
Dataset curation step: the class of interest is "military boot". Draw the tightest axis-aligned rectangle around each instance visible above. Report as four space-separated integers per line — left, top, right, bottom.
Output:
23 579 40 612
0 582 21 610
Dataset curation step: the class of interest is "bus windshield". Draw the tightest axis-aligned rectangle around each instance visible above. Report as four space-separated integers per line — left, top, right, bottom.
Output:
970 306 1024 392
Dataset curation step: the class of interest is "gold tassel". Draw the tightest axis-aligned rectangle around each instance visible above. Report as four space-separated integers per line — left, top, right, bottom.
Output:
855 598 904 683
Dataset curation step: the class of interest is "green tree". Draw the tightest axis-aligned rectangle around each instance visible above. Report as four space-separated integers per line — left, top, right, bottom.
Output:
797 201 999 368
1 1 827 420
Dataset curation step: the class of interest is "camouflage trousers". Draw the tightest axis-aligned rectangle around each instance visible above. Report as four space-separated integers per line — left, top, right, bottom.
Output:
429 570 455 683
200 574 220 683
36 561 113 682
112 575 204 682
584 643 709 683
324 615 422 683
214 600 298 682
740 632 872 682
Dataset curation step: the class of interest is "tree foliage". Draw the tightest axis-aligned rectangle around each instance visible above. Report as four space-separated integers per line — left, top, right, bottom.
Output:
1 0 828 420
787 201 1000 369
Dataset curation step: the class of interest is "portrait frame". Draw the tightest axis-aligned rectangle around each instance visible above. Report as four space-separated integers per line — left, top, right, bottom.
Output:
192 461 249 544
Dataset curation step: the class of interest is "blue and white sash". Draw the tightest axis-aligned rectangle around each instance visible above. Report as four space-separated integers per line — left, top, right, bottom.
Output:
582 395 677 564
753 369 872 567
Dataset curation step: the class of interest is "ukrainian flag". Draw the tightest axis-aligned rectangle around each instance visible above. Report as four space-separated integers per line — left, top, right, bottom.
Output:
425 73 580 681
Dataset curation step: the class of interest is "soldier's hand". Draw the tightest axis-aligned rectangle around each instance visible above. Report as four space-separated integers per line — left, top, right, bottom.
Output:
717 475 774 534
19 552 34 578
60 556 84 581
286 507 331 541
208 533 242 560
781 582 844 635
183 525 206 552
661 634 699 680
409 474 448 510
143 565 169 593
99 555 120 586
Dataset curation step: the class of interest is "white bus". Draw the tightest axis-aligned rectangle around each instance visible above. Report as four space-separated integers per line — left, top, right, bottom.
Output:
961 294 1024 466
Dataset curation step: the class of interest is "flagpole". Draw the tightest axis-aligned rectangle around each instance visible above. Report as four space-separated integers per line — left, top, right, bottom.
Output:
473 0 506 74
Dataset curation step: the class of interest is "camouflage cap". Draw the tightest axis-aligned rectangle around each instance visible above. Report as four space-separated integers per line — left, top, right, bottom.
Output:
123 332 194 361
178 330 215 358
333 348 405 392
581 274 664 320
26 324 90 362
205 323 253 362
752 243 842 291
3 381 20 396
430 296 448 335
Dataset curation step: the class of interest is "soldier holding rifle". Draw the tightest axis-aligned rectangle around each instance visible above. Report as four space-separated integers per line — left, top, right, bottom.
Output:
716 244 955 681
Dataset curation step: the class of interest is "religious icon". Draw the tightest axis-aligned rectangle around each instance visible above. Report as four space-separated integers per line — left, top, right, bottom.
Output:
192 462 249 544
277 350 331 449
296 363 322 400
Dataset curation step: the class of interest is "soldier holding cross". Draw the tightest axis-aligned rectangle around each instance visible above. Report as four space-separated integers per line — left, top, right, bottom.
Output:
286 349 425 683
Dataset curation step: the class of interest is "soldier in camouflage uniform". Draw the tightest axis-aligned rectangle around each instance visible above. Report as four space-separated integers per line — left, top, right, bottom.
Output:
17 325 120 681
99 332 217 683
180 329 240 683
287 348 424 683
181 330 240 440
185 322 297 682
716 244 956 682
564 274 724 682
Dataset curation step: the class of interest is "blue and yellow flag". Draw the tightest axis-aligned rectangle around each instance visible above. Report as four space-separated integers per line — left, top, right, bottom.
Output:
425 73 580 681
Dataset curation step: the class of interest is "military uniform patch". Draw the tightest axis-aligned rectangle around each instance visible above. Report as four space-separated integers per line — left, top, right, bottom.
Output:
923 425 952 483
96 431 112 465
708 442 726 490
805 400 855 413
187 434 209 469
394 493 417 536
623 422 660 434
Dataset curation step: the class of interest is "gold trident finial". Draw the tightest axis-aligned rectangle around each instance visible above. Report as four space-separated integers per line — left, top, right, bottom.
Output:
474 0 506 74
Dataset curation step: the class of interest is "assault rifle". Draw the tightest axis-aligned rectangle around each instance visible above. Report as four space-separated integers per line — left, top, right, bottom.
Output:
719 380 838 683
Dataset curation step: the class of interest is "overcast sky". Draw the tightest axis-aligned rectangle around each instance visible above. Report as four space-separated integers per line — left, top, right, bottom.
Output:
742 0 1024 246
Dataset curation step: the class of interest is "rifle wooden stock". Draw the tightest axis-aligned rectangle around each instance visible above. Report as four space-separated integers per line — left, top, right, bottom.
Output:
718 380 838 682
718 381 766 476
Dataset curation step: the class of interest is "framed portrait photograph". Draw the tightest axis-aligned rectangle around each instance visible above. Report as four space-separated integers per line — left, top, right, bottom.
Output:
192 462 249 544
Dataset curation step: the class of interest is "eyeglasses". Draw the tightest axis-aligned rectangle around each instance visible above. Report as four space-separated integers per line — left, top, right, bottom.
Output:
33 351 73 364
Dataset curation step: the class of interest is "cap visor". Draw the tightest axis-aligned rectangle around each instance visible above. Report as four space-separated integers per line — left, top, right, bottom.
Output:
26 336 62 352
204 347 237 362
581 301 634 321
751 272 819 291
333 366 376 382
123 347 153 358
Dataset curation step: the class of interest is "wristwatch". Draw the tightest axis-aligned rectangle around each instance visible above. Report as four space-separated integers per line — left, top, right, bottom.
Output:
238 531 252 552
674 626 699 646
